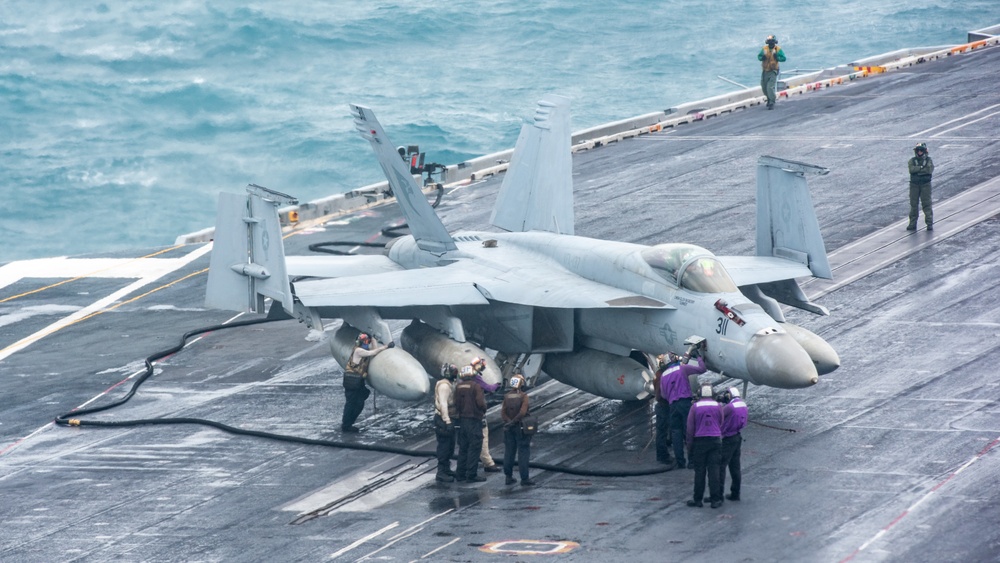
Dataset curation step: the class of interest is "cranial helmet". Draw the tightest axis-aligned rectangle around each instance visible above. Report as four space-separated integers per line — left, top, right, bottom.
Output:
460 365 475 378
766 34 777 44
701 384 714 398
470 356 486 372
509 375 523 389
728 387 741 399
443 363 459 379
357 333 371 345
914 142 927 153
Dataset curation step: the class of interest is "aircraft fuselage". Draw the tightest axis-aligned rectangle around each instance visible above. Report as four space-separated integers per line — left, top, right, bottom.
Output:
385 230 823 389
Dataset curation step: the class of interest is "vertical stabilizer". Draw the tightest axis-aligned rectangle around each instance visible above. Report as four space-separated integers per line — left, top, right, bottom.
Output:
205 185 296 313
756 156 832 279
490 95 574 235
351 104 456 254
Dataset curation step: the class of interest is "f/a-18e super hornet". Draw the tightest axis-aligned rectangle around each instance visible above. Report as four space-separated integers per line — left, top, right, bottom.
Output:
205 96 839 402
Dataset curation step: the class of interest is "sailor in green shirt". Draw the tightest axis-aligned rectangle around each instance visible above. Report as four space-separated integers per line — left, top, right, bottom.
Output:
758 35 786 109
907 143 935 231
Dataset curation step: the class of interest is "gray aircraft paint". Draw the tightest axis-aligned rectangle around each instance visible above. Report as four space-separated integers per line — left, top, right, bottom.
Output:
204 96 839 399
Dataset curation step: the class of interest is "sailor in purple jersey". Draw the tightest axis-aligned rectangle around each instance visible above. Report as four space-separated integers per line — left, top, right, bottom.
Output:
652 356 675 466
719 387 749 501
659 353 706 403
660 350 707 468
686 385 724 508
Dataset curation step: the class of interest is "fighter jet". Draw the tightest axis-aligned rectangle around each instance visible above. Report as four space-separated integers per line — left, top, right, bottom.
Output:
205 95 839 402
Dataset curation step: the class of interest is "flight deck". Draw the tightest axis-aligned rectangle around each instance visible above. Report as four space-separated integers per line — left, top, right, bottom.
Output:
1 40 999 562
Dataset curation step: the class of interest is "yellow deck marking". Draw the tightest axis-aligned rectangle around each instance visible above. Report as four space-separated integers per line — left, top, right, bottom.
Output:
0 244 212 361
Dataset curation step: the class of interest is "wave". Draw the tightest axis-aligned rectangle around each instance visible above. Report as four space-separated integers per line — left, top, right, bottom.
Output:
1 0 997 262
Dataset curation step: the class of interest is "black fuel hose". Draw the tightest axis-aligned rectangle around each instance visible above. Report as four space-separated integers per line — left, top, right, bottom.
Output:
308 241 387 255
749 419 797 432
306 183 441 255
307 222 411 255
54 318 674 477
54 318 279 424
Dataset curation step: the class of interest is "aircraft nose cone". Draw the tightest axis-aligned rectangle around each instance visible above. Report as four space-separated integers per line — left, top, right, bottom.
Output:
745 332 819 389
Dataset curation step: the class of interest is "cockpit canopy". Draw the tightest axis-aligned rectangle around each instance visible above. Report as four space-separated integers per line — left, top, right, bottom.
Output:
641 243 739 293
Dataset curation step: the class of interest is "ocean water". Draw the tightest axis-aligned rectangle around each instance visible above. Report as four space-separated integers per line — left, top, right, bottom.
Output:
2 1 997 263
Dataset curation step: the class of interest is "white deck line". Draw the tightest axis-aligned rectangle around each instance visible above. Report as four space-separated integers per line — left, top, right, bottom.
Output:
0 244 212 362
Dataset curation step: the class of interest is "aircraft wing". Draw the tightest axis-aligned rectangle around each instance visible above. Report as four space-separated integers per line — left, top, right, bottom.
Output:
474 263 670 309
293 262 671 309
294 266 489 307
716 256 813 286
286 255 404 279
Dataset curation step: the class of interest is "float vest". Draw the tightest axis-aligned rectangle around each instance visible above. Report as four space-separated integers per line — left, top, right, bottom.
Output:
345 346 371 376
761 46 781 71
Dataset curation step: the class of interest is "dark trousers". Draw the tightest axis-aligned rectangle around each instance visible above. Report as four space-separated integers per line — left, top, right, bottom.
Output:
456 418 484 478
341 386 370 429
690 436 723 503
669 398 692 467
434 414 456 475
908 181 933 227
503 426 531 481
655 401 673 463
720 434 743 497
